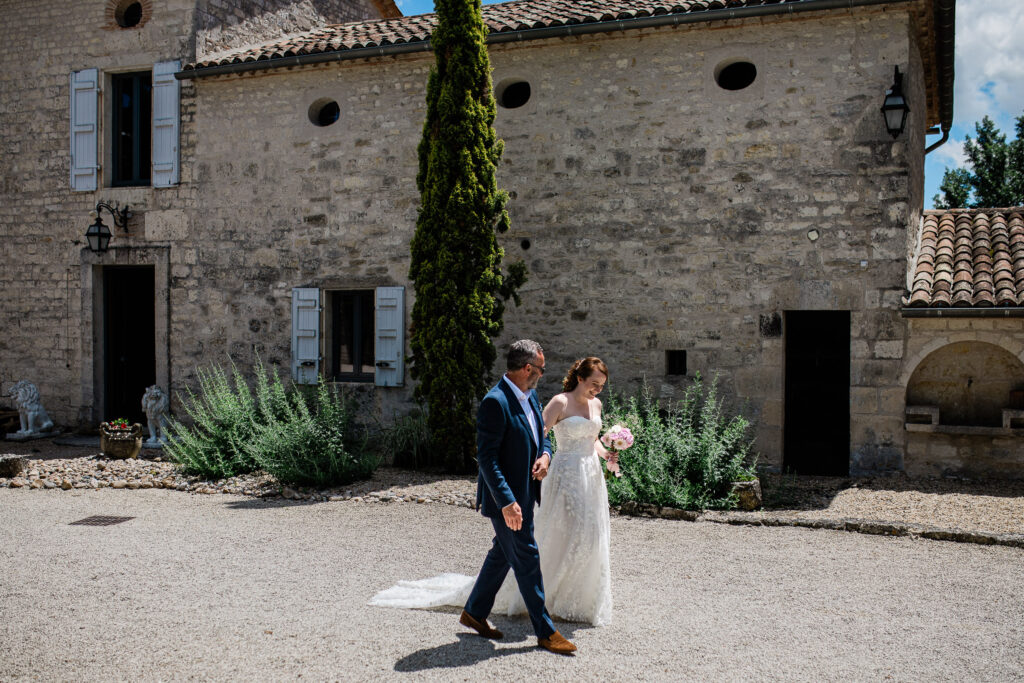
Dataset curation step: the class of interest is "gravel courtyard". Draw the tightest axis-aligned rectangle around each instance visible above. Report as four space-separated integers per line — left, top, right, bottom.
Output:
1 488 1022 682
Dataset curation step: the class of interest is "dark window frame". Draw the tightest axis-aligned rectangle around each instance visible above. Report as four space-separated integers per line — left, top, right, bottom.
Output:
111 71 151 187
328 290 375 383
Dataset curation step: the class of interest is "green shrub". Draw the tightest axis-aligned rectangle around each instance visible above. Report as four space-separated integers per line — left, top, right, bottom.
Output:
245 374 378 488
603 375 758 510
166 360 379 488
164 363 261 479
379 410 431 469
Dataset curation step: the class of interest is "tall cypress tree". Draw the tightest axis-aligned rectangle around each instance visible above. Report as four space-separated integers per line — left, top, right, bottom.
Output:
408 0 526 472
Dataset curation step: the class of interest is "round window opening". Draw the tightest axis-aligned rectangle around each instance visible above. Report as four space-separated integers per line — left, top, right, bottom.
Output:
308 99 340 127
115 1 143 28
715 61 757 91
497 80 531 109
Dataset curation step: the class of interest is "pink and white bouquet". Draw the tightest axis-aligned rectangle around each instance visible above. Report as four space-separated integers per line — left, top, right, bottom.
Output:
600 424 634 479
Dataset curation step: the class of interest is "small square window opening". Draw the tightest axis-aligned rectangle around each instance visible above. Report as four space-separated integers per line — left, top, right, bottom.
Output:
666 350 687 376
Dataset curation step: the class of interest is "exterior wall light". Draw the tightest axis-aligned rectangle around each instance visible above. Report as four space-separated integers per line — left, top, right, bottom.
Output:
881 66 910 138
85 202 131 253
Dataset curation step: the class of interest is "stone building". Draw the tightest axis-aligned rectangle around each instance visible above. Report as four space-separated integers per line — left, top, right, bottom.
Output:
0 0 398 426
9 1 1016 479
901 207 1024 478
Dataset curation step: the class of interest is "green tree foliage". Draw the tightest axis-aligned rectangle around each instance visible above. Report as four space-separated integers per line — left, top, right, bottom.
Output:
408 0 526 472
934 113 1024 208
934 167 972 210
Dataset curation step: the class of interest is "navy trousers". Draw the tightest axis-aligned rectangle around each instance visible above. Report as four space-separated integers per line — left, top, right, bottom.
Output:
464 512 556 639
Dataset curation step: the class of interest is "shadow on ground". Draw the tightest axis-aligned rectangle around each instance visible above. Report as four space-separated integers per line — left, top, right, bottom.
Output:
393 619 587 672
760 472 1024 512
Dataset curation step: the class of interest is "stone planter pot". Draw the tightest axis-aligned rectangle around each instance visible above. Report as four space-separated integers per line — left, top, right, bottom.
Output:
732 479 762 510
100 422 143 460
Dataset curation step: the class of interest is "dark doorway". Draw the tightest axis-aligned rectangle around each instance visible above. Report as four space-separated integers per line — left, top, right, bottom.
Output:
103 266 155 423
783 310 850 476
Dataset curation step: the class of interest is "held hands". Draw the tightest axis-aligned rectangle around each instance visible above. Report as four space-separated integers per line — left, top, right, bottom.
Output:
502 501 523 531
532 452 551 481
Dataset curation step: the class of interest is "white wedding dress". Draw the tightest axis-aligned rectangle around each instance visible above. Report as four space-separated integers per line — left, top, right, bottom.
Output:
369 415 613 626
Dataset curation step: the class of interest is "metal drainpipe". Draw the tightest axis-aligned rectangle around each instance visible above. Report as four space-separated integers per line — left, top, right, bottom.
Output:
925 0 955 154
176 0 916 81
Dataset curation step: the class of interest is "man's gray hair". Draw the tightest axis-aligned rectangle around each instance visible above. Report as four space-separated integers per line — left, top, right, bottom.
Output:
507 339 543 371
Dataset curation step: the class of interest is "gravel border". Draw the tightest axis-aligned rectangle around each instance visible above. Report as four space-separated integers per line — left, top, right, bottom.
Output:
2 440 1022 549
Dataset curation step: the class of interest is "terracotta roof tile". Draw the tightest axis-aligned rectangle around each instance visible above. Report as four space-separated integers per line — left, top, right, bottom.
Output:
905 208 1024 308
184 0 849 71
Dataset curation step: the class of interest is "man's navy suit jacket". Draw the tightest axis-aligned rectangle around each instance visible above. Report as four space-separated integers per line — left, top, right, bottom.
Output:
475 378 552 519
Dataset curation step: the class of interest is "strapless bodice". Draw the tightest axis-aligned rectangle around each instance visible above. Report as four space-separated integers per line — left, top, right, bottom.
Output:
551 415 602 456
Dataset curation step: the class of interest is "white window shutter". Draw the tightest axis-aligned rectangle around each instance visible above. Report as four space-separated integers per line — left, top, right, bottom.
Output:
291 288 321 385
374 287 405 387
151 61 180 188
69 68 99 192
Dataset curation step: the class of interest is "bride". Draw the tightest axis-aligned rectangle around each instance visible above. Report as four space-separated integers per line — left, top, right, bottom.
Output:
370 357 615 626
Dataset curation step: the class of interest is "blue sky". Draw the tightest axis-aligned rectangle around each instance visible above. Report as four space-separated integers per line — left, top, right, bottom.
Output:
396 0 1024 209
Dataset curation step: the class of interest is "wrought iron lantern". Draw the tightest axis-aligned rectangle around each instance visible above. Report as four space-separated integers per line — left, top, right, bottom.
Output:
880 66 910 138
85 202 131 253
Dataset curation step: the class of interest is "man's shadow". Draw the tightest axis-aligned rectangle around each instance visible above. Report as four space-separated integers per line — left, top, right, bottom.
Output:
394 618 585 672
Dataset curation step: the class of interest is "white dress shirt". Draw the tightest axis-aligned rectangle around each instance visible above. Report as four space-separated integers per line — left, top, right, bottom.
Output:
503 374 539 447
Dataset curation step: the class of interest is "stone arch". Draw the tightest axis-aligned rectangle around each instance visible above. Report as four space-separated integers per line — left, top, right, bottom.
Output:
899 332 1024 386
905 340 1024 427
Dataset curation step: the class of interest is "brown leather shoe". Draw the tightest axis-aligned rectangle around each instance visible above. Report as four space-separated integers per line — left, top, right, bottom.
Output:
537 630 577 655
459 610 503 639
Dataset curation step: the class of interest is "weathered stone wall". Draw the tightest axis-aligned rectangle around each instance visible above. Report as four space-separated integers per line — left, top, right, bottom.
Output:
0 0 393 426
0 0 199 425
179 7 924 470
195 0 387 59
904 431 1024 479
906 340 1024 426
901 318 1024 477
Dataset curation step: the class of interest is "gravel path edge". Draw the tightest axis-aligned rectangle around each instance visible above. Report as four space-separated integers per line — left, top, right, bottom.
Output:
617 505 1024 549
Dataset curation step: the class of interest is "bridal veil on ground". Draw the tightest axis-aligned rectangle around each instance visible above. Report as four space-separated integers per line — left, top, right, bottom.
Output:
370 415 612 626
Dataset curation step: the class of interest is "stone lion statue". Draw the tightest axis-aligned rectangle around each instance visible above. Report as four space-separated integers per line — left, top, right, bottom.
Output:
141 385 170 446
6 380 54 436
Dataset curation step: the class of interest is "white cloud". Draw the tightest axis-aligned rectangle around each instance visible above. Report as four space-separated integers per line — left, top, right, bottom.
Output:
952 0 1024 127
930 136 967 171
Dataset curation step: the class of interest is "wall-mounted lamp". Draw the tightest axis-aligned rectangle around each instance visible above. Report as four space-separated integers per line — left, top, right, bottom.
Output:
880 65 910 139
85 202 131 253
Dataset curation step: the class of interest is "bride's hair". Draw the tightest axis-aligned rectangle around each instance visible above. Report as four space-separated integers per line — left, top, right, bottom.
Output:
562 357 609 392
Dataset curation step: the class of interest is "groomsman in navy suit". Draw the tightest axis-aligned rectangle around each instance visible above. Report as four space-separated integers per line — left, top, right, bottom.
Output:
460 339 577 655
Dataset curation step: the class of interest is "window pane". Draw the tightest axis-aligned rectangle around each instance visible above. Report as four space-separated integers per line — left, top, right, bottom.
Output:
330 290 374 381
138 77 151 183
336 294 356 374
360 292 375 375
112 76 133 184
111 71 151 186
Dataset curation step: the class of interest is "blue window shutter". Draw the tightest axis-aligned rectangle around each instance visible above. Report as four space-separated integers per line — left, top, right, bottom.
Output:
69 68 99 191
292 288 321 384
151 61 180 188
374 287 405 387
